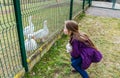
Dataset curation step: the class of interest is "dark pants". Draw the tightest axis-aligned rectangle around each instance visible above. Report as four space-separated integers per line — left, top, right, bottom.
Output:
71 57 89 78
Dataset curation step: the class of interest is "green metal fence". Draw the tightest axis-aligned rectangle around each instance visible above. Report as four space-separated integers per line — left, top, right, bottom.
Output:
92 0 120 10
73 0 83 18
69 0 89 20
114 0 120 9
0 0 89 78
0 0 23 77
20 0 71 57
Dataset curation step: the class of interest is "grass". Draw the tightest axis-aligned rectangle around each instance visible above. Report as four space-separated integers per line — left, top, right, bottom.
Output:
77 15 120 78
24 35 76 78
24 14 120 78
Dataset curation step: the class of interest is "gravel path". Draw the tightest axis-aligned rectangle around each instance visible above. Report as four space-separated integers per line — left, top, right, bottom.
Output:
86 7 120 18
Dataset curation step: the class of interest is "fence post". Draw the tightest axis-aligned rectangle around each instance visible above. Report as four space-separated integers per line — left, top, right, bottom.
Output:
13 0 28 72
69 0 73 20
89 0 92 7
112 0 116 9
82 0 85 11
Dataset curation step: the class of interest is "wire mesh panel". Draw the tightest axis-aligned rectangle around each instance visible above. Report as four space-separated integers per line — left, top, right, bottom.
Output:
20 0 70 57
92 0 120 9
0 0 23 78
115 0 120 9
117 0 120 3
0 0 84 77
85 0 89 7
72 0 83 17
92 0 113 8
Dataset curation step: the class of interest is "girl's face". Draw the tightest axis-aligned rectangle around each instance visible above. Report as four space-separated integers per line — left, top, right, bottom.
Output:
63 25 71 35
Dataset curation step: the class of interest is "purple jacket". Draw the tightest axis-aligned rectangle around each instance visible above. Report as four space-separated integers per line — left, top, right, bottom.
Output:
70 39 102 70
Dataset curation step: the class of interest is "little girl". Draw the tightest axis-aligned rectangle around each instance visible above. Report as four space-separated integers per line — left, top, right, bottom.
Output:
64 20 102 78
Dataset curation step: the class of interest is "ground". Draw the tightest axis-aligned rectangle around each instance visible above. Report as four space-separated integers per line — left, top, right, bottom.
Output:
86 7 120 18
24 14 120 78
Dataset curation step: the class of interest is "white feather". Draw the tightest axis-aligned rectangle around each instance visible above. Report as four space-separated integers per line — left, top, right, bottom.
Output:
25 35 37 52
66 43 72 53
23 16 34 37
31 20 49 39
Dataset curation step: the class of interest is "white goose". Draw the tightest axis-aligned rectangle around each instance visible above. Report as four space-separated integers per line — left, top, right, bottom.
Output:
30 20 49 42
25 35 37 52
23 16 34 37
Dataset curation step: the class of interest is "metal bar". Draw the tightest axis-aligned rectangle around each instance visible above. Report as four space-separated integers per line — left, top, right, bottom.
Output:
69 0 73 20
82 0 85 10
89 0 92 7
13 0 28 72
112 0 116 9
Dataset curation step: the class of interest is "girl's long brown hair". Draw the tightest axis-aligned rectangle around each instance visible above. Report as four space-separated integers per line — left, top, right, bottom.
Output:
65 20 97 50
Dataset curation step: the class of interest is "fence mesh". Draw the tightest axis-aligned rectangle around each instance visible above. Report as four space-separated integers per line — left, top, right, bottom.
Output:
0 0 23 78
20 0 70 57
115 0 120 9
73 0 83 17
0 0 87 77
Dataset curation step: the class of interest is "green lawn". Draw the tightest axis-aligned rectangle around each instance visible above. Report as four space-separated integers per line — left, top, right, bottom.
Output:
24 14 120 78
